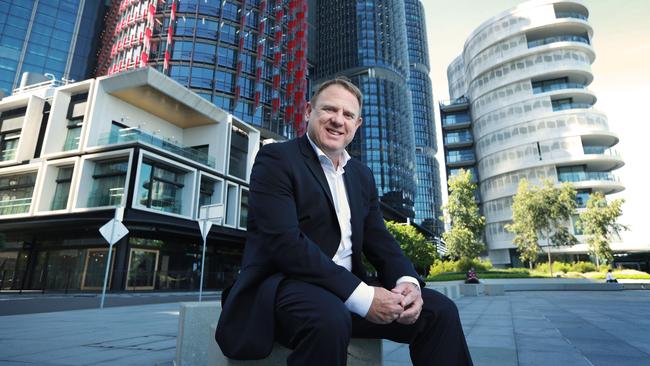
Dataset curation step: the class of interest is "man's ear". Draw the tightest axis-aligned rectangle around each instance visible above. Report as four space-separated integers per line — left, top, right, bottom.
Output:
305 102 313 121
356 116 363 128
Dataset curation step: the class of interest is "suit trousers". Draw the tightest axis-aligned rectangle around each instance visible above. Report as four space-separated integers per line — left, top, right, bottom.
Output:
274 279 474 366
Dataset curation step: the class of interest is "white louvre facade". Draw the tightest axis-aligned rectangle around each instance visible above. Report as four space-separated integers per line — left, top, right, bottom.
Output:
444 0 625 265
0 67 262 291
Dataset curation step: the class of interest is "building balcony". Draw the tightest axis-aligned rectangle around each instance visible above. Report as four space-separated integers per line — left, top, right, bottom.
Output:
533 82 586 94
98 128 216 168
446 153 476 167
555 11 588 21
0 197 31 216
552 102 593 112
439 97 469 109
441 116 472 129
528 35 590 48
443 135 473 148
558 171 618 183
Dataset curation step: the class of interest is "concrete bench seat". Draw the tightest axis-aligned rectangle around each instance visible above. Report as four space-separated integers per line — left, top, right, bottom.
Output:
426 283 461 299
501 283 624 291
176 301 383 366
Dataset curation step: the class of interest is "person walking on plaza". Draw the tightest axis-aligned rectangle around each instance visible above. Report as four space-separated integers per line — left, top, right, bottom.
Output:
215 77 473 365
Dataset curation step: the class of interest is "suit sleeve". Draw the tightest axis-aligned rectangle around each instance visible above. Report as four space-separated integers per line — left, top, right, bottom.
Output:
360 168 425 289
247 144 361 300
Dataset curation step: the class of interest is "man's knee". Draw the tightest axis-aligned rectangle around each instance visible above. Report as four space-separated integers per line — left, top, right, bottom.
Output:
307 304 352 340
422 288 460 322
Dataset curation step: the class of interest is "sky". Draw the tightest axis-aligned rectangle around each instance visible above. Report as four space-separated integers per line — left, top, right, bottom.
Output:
420 0 650 247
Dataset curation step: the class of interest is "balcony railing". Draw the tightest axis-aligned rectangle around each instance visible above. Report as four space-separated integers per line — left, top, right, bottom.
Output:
0 197 31 216
444 135 473 144
439 96 469 108
528 35 590 48
583 146 621 156
555 11 588 21
98 128 216 168
1 148 17 161
446 153 476 164
552 102 593 112
442 116 471 127
532 82 586 94
558 171 619 183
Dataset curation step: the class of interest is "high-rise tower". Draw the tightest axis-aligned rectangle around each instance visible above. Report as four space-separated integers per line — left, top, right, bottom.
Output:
316 0 417 219
443 0 625 265
96 0 309 138
404 0 443 235
0 0 107 95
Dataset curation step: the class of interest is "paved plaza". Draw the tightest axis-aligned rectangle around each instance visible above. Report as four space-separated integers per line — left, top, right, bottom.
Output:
1 290 650 365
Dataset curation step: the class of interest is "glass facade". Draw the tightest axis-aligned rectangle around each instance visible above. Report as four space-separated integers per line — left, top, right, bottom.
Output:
317 0 416 218
138 161 185 214
0 0 107 95
405 0 443 235
87 159 127 207
97 0 309 138
0 172 36 215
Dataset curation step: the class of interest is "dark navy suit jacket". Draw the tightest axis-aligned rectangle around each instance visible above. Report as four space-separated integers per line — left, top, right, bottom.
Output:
215 135 422 359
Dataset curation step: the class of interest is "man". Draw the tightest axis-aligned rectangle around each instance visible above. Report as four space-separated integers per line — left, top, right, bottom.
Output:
216 78 473 365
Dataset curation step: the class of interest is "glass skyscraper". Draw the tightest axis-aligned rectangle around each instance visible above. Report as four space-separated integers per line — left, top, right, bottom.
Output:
404 0 443 235
97 0 308 139
316 0 417 219
0 0 107 95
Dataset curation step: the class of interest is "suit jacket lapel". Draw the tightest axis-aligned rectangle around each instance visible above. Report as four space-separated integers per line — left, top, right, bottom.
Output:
298 135 336 211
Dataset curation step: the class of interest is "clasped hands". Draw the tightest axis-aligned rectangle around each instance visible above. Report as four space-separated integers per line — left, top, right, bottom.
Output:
366 282 423 325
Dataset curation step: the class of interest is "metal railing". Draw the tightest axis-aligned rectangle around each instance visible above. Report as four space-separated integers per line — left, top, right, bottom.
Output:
552 102 593 111
528 34 590 48
0 197 31 216
441 116 471 126
533 82 586 94
98 128 216 168
583 146 621 156
555 11 588 21
439 97 469 108
558 171 619 183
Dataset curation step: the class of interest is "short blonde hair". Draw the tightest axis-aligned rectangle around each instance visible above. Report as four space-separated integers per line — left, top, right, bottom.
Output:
311 77 363 112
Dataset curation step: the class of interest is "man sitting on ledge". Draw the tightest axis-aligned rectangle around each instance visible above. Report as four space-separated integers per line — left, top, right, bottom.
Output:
215 77 473 366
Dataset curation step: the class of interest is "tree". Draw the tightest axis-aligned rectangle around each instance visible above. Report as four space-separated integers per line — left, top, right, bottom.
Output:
506 179 578 275
441 169 485 259
385 220 438 275
577 192 628 267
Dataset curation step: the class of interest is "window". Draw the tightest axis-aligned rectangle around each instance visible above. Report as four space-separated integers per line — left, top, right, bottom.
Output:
51 166 73 210
198 176 222 211
63 93 88 151
0 172 37 215
228 127 249 179
138 161 184 214
0 107 26 161
239 188 249 229
87 159 128 207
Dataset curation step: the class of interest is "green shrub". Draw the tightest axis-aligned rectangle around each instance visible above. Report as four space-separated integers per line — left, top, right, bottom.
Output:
571 261 596 273
428 258 493 276
428 259 458 276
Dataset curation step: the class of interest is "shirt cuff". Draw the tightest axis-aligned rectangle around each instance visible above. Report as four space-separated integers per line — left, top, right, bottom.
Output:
344 282 374 317
396 276 420 290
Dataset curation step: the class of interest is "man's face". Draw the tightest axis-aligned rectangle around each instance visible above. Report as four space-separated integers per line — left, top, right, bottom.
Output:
306 84 362 159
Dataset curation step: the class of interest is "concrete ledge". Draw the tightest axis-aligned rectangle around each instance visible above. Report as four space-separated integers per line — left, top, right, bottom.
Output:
426 283 461 299
502 283 624 291
484 284 505 296
208 322 382 365
460 284 484 296
622 283 650 290
176 301 383 365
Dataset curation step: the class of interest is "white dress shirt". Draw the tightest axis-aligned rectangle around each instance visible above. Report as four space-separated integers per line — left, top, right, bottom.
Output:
306 134 419 317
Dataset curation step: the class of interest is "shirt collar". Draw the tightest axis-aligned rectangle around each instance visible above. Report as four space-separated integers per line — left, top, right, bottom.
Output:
306 133 351 170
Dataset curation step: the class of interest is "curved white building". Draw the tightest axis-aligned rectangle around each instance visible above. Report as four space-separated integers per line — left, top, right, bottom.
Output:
443 0 624 265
